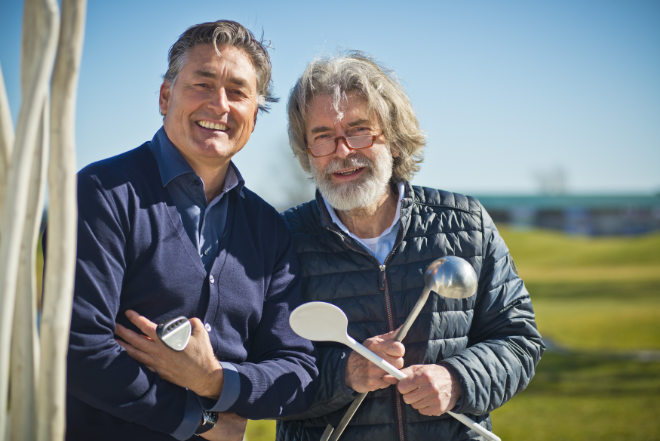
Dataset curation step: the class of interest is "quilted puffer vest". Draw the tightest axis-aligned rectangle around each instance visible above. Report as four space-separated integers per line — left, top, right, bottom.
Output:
278 183 543 441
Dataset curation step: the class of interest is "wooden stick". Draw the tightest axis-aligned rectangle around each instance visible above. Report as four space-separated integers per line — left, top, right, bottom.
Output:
38 0 86 439
10 99 47 441
0 0 59 436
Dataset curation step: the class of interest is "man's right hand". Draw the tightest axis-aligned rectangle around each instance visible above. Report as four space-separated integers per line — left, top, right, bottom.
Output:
199 412 247 441
345 329 405 393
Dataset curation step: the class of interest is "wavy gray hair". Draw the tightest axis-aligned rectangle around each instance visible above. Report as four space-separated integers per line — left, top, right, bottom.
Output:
164 20 276 112
287 51 425 182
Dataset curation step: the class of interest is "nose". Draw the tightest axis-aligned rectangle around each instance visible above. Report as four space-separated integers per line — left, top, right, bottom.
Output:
209 88 230 113
334 136 353 158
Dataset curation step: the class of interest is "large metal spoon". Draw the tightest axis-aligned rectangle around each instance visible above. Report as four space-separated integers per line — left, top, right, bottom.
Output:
290 300 501 441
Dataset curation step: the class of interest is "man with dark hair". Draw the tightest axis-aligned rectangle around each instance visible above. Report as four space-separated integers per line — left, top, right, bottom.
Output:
277 51 544 441
67 20 316 441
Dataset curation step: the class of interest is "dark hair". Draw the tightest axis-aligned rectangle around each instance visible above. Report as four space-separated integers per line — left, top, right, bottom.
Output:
164 20 276 112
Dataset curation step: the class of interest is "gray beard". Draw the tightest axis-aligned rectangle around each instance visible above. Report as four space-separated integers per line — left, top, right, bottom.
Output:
312 149 393 212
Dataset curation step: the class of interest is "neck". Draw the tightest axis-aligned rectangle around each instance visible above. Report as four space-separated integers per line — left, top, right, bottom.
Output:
186 159 229 202
179 151 230 203
199 166 228 202
335 185 398 239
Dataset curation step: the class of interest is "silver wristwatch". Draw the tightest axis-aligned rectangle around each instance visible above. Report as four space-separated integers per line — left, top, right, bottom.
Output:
194 410 218 436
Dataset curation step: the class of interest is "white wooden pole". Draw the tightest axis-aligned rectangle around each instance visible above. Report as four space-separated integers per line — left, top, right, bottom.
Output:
9 98 47 441
38 0 86 438
0 0 59 437
0 67 13 221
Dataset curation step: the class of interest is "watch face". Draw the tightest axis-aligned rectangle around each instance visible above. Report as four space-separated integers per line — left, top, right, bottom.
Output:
195 410 218 435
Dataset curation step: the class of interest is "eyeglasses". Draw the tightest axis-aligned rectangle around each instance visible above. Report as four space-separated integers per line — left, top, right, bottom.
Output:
306 133 382 158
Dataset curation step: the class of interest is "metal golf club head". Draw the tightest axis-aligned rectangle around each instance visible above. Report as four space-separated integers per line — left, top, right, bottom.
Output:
424 255 478 300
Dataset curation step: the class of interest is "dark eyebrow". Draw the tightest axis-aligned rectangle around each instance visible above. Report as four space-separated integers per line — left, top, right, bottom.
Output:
193 70 250 88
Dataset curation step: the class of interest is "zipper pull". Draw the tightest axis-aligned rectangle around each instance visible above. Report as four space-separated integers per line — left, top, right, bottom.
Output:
378 264 386 290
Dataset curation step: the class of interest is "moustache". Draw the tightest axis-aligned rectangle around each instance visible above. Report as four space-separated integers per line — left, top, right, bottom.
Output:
325 154 373 174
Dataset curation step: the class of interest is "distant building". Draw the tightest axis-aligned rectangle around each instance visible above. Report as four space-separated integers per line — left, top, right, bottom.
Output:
477 194 660 236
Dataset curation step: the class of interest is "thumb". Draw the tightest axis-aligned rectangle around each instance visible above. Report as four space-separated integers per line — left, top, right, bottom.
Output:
189 317 207 336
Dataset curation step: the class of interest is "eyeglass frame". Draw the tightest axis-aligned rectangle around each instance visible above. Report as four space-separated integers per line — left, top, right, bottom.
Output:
305 133 383 158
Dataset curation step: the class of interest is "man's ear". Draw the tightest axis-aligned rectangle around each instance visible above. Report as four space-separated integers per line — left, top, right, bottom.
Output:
159 81 171 116
390 144 400 158
251 108 258 132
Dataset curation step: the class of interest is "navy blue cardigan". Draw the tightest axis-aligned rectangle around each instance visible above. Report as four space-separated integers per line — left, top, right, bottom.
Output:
67 142 317 440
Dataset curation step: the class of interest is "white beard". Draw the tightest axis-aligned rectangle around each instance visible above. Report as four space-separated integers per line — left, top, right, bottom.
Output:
311 147 393 212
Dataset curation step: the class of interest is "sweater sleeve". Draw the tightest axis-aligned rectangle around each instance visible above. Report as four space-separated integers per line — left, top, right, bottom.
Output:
279 344 358 421
441 204 545 415
67 171 200 439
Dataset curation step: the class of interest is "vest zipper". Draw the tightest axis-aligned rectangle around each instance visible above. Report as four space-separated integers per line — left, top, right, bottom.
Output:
379 264 406 441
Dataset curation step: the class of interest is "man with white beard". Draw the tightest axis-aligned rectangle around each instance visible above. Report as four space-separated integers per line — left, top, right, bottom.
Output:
276 51 544 441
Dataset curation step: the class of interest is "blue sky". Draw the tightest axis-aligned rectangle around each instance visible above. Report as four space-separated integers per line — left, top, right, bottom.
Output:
1 0 659 207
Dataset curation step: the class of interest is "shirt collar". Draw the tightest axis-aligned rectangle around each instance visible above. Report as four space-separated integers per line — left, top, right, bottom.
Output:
149 126 245 195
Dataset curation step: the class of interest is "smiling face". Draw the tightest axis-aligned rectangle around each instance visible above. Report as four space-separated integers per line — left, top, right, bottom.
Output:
159 44 259 172
305 92 395 212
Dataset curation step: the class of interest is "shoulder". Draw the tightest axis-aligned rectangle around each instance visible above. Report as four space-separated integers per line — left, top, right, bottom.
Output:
236 186 293 235
280 199 321 235
408 185 482 215
77 142 156 189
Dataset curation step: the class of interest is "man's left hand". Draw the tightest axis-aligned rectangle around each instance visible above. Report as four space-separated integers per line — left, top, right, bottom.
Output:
115 310 224 399
396 364 461 416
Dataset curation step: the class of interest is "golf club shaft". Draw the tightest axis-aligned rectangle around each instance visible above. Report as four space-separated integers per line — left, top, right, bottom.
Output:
326 287 432 441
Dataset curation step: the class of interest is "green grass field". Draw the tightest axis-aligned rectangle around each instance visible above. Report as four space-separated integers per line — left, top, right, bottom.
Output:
246 228 660 440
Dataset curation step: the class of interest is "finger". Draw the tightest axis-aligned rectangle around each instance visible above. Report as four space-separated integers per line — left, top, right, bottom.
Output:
412 398 444 416
400 386 427 406
125 310 158 338
396 377 418 395
115 323 151 348
382 374 399 385
384 341 405 358
189 317 206 337
116 338 154 367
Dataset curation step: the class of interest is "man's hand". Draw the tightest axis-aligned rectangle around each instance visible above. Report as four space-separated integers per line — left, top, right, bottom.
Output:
115 310 223 399
199 413 247 441
345 329 405 393
396 364 461 416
